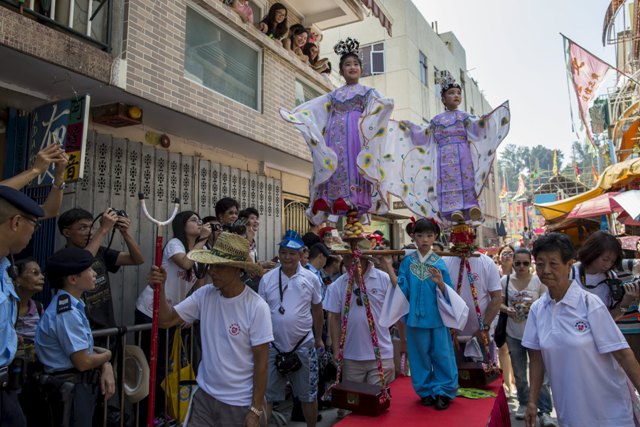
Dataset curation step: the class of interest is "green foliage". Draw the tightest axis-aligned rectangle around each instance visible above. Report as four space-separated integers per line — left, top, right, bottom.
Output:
498 144 567 191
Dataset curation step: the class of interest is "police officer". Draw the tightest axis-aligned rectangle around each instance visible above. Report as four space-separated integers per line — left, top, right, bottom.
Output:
0 186 44 427
35 247 115 427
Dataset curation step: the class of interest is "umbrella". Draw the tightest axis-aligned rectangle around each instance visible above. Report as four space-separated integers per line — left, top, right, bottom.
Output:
618 212 640 226
619 235 640 251
567 192 622 219
614 190 640 221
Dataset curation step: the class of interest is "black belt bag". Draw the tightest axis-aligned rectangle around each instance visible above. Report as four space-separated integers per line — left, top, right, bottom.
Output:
0 365 8 389
273 332 310 376
0 358 27 390
49 368 100 385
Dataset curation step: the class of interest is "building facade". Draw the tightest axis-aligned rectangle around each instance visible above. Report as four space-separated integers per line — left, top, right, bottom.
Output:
0 0 391 325
321 0 502 247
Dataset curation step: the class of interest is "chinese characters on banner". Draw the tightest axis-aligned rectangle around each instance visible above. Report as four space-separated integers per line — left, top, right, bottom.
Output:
28 95 90 186
565 38 610 149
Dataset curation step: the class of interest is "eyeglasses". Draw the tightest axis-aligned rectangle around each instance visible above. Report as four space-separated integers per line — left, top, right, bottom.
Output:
188 218 203 225
354 288 363 306
514 261 530 267
22 216 40 231
68 225 91 232
501 253 514 259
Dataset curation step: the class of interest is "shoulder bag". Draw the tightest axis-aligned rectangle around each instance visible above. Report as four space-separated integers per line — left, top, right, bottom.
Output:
494 275 510 348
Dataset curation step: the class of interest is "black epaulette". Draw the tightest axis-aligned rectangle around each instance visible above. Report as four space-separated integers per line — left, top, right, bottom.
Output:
56 294 72 314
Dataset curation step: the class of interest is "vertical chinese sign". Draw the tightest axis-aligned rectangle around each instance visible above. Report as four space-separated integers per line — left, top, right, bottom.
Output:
28 95 90 186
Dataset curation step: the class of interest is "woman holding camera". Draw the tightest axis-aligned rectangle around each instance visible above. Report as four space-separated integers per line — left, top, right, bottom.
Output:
574 231 640 320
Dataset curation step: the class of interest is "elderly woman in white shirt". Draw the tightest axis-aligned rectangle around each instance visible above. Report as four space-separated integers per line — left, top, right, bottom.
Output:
522 233 640 427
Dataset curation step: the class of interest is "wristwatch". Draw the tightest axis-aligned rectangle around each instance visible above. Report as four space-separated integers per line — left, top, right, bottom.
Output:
53 180 66 190
482 324 491 331
249 406 263 417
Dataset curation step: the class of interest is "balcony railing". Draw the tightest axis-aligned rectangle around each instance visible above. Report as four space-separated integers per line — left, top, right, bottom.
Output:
1 0 113 51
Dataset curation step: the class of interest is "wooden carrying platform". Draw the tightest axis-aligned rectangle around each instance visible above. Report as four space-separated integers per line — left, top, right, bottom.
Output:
331 381 391 416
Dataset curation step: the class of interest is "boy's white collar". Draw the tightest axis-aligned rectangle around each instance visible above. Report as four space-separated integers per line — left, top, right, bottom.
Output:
418 249 433 263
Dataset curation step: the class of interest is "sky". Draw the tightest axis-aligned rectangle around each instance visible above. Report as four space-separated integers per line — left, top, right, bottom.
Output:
413 0 617 165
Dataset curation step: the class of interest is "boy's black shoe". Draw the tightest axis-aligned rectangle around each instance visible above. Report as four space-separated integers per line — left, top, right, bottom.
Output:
434 395 450 410
420 396 435 406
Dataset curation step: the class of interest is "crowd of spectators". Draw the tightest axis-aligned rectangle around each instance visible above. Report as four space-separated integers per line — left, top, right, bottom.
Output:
222 0 332 76
5 146 640 427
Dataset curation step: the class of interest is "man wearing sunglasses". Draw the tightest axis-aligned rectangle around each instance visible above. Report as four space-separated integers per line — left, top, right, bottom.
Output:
0 186 44 427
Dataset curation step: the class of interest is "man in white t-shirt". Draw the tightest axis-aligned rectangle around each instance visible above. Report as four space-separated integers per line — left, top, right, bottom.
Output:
155 232 272 427
259 230 324 427
325 255 395 386
444 252 502 341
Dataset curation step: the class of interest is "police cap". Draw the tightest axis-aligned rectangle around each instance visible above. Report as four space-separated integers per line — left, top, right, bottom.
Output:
46 248 95 289
0 185 44 218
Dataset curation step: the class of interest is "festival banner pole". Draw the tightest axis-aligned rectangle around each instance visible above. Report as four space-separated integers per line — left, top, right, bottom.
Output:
139 194 180 427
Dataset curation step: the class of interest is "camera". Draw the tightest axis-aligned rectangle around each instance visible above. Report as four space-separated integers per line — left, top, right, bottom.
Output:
606 278 626 303
110 208 128 218
617 259 640 276
606 276 640 303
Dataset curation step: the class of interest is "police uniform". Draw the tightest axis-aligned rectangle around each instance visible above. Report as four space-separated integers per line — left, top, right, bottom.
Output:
35 248 101 427
0 186 43 427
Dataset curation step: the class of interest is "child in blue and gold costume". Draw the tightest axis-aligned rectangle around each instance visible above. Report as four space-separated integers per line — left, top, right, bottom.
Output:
397 219 457 409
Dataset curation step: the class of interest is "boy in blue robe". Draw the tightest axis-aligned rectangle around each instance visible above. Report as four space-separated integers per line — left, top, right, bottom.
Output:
395 219 458 409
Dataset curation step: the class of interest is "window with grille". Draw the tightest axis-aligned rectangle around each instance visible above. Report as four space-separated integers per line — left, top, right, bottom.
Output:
360 42 385 77
295 80 323 106
184 6 262 111
419 51 428 86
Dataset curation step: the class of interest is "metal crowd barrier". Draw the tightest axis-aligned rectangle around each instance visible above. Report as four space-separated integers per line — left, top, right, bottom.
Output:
91 323 199 427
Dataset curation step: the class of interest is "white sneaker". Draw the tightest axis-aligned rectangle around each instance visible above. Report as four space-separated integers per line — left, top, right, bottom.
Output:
515 404 526 420
539 413 557 427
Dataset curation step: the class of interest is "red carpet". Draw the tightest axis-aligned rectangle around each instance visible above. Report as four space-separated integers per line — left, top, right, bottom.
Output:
336 376 510 427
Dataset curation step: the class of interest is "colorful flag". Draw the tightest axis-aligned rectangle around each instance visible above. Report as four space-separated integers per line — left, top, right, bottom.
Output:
512 173 527 201
592 163 599 182
564 36 611 149
499 170 508 199
552 149 558 176
574 162 581 181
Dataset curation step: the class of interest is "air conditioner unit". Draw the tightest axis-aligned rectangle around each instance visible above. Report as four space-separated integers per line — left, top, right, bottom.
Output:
92 103 143 128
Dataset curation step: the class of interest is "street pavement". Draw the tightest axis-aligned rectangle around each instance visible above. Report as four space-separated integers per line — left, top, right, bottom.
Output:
270 391 559 426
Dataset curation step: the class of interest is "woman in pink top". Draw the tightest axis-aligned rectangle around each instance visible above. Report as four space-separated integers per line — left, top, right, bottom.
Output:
15 258 45 359
227 0 254 23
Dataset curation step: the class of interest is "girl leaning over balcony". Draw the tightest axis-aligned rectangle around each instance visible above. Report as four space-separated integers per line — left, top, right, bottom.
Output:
283 24 309 63
258 2 288 40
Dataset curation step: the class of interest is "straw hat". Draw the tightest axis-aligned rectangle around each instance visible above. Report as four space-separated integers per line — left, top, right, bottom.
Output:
187 232 264 275
123 345 149 403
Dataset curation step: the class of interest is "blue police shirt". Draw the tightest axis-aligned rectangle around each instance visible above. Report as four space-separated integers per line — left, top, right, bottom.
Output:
35 290 94 373
304 263 326 299
0 257 18 366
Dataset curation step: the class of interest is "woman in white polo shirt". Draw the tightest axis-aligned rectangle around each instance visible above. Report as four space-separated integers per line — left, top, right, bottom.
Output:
522 233 640 427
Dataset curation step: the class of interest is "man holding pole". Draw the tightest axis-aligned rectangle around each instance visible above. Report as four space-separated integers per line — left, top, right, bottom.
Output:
153 232 272 427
